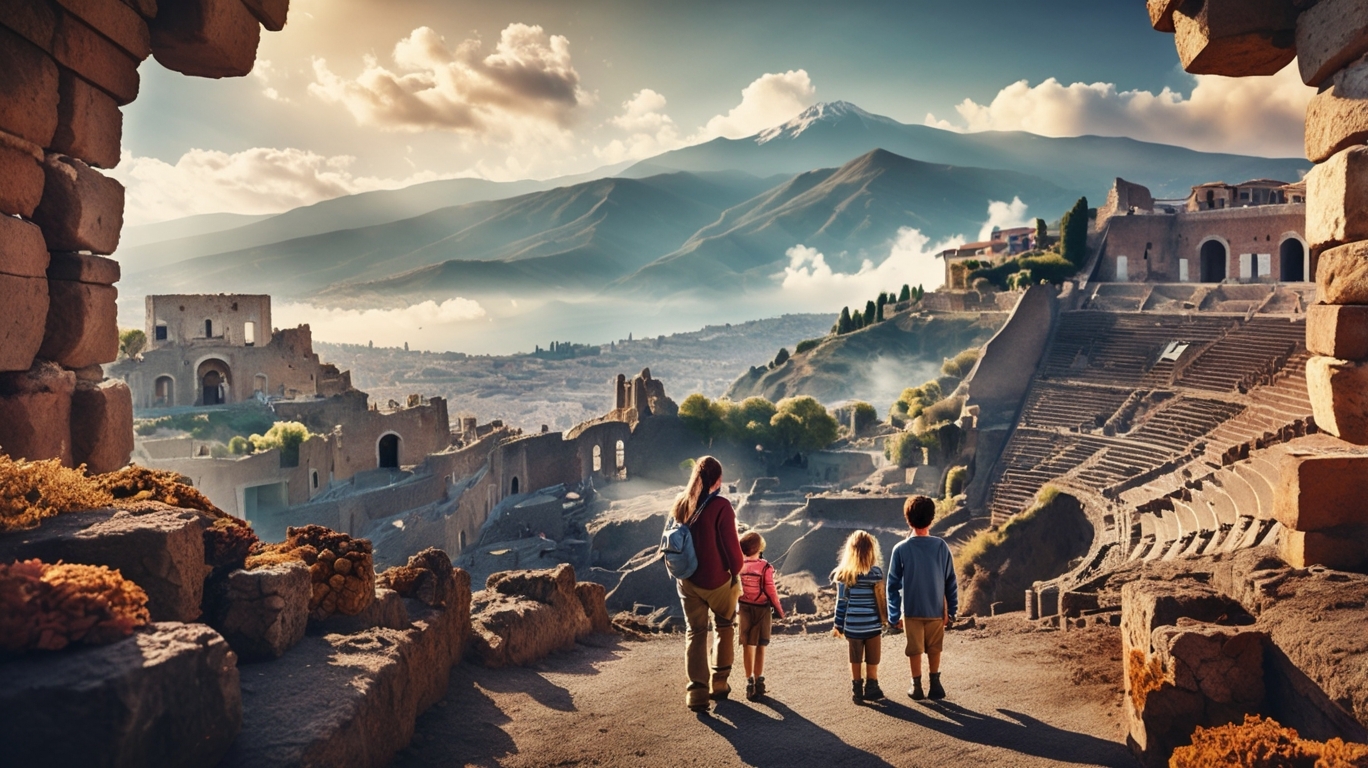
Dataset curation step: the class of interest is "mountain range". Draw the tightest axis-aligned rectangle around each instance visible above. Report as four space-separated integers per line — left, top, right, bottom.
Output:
119 101 1310 307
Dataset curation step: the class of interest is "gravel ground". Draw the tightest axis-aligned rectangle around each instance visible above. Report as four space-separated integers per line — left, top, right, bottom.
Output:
397 618 1137 767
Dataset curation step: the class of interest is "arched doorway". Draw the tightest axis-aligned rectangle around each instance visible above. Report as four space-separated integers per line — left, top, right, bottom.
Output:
196 359 230 405
377 433 400 469
592 444 602 472
154 375 174 407
1199 240 1227 283
510 476 520 495
615 440 626 479
1280 238 1306 282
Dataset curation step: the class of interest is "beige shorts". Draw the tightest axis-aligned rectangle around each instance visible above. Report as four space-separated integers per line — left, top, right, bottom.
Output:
738 602 772 646
903 618 945 656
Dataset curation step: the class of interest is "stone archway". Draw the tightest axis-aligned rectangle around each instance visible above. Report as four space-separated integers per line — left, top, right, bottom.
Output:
510 476 520 495
154 375 175 407
196 359 231 405
377 433 400 469
1199 239 1227 283
1279 236 1307 282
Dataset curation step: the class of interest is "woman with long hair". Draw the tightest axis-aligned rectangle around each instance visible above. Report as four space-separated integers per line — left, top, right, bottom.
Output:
831 530 887 702
672 455 744 712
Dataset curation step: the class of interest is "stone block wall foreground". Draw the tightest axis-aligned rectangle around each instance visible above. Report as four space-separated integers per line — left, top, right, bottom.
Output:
0 0 291 470
1150 0 1368 572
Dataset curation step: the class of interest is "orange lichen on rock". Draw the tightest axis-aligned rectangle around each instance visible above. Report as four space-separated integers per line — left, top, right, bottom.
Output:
92 465 224 516
379 547 456 607
1128 648 1167 711
1170 714 1368 767
204 516 259 573
0 559 150 653
0 454 115 532
246 525 374 620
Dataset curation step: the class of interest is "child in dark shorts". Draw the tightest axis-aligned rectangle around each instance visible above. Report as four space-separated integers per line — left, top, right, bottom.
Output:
737 531 785 700
831 530 887 702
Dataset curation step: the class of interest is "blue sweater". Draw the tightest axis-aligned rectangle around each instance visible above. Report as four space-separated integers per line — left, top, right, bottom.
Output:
833 566 884 639
886 535 958 623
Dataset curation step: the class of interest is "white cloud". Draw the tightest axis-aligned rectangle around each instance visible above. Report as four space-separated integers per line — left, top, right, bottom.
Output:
274 299 487 348
250 58 286 102
777 227 963 305
925 62 1312 158
594 88 686 163
111 147 459 226
309 23 587 139
979 197 1030 241
694 70 817 141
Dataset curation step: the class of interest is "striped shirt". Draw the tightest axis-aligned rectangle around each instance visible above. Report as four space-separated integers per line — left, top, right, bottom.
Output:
834 566 884 640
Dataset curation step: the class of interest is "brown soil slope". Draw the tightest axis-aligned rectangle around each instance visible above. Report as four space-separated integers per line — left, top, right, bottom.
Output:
399 619 1135 767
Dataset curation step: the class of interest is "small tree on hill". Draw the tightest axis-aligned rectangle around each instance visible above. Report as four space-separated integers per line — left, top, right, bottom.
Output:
773 347 790 367
863 300 876 326
876 293 887 321
899 284 912 302
837 307 853 334
679 394 729 446
1060 197 1089 267
1034 217 1048 248
118 328 146 359
769 396 840 458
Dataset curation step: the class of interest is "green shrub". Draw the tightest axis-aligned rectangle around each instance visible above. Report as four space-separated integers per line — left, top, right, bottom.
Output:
850 401 878 433
773 347 790 367
941 349 981 379
248 422 312 467
885 431 922 468
795 338 821 354
228 436 250 455
945 465 969 498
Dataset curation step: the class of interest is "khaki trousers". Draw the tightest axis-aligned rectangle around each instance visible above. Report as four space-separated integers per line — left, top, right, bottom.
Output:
678 576 741 704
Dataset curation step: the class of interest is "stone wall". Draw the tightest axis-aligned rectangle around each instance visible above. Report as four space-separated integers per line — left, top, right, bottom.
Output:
1100 204 1307 284
0 0 291 471
145 294 271 349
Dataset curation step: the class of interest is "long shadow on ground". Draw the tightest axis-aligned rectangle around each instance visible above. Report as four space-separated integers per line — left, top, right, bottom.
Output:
703 698 898 768
869 698 1137 767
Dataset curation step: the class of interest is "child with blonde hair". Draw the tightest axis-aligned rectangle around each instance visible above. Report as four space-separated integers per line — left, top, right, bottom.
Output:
831 530 887 702
737 531 785 700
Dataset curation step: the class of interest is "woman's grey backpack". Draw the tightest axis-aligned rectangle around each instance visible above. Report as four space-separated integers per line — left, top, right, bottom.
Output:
660 491 719 580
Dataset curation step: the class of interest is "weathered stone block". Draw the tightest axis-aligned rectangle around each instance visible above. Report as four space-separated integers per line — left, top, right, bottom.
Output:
0 360 73 463
0 273 48 373
0 215 49 279
48 250 120 285
576 580 612 634
0 0 59 49
471 564 593 667
1305 57 1368 165
240 0 287 32
1281 528 1368 571
1297 0 1368 88
0 129 46 218
212 561 309 661
311 586 410 634
1121 580 1246 657
150 0 261 78
1306 303 1368 360
52 69 122 169
33 153 124 254
1148 0 1182 34
53 0 152 60
38 279 118 369
0 25 59 147
1307 146 1368 253
1172 0 1298 77
52 11 139 105
1307 355 1368 444
71 377 133 473
0 622 241 768
1275 452 1368 531
1316 241 1368 304
0 505 210 621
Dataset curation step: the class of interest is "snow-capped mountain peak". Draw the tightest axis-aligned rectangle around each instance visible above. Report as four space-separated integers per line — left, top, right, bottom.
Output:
755 101 880 144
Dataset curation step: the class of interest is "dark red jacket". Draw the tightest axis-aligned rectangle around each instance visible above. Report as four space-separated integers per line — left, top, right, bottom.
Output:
687 495 744 590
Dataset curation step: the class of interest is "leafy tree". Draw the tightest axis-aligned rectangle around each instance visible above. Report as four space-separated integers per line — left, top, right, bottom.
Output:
851 401 878 433
770 396 840 457
228 436 250 455
725 396 777 448
945 465 970 498
679 393 728 446
795 338 821 354
1060 197 1089 267
118 328 146 359
863 300 877 326
837 307 853 334
773 347 790 367
249 421 312 467
885 431 922 468
899 284 911 302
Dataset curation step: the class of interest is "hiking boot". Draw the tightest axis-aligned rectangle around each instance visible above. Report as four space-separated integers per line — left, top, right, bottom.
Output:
852 679 864 702
687 684 710 712
929 673 946 700
908 678 925 700
753 676 766 698
710 683 731 701
745 677 757 700
864 679 885 701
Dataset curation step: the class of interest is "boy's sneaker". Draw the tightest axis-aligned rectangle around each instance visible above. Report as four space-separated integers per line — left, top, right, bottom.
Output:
745 677 757 701
929 673 946 700
908 678 925 700
852 679 864 702
754 676 766 698
864 679 885 701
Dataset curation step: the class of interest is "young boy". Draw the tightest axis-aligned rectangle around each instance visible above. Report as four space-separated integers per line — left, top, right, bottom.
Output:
886 495 959 701
737 531 785 700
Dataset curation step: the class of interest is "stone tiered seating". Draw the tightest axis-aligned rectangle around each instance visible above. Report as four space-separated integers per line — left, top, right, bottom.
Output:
1198 284 1275 313
1141 284 1205 312
1041 313 1234 387
1019 384 1132 430
986 430 1104 523
1128 398 1245 453
1084 283 1152 311
1177 316 1303 393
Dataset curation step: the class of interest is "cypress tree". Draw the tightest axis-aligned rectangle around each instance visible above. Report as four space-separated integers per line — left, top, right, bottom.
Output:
899 284 912 302
1060 197 1089 267
864 300 876 326
837 307 852 334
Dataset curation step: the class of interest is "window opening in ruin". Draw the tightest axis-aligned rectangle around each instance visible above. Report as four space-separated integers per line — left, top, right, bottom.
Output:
459 531 467 551
253 374 267 395
378 434 400 469
511 476 520 495
205 319 213 338
1179 258 1190 283
1199 240 1227 282
244 321 256 346
1280 238 1306 282
592 444 602 472
1257 253 1271 279
243 482 288 525
1115 255 1128 282
1205 190 1214 208
311 470 319 490
615 440 626 477
154 375 174 407
155 324 167 341
1239 254 1253 281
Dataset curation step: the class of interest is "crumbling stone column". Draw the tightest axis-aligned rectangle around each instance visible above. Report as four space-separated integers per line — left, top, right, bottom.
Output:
1150 0 1368 571
0 0 291 472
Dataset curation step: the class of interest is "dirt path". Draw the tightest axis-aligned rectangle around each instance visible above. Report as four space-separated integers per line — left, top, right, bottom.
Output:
398 619 1137 767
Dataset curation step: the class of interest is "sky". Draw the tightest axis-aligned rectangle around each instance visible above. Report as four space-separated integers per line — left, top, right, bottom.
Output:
115 0 1317 227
